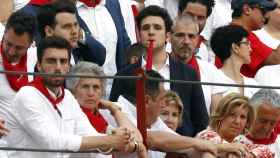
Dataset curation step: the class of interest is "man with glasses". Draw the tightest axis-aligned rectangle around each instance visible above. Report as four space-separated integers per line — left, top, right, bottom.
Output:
215 0 280 78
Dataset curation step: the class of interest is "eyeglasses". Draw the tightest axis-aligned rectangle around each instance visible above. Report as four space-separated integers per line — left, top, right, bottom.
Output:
238 40 251 46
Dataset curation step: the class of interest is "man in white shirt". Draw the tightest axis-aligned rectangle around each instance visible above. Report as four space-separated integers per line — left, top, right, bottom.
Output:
5 36 134 158
111 70 218 158
237 89 280 158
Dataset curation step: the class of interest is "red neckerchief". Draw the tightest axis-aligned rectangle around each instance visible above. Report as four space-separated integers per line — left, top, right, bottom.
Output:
79 0 101 7
1 44 28 91
80 106 108 133
28 76 65 115
187 55 201 80
246 122 280 145
29 0 50 5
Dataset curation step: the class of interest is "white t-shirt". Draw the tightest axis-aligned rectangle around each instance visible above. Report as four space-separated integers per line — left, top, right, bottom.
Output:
197 60 226 114
254 28 280 49
218 70 259 98
196 42 215 64
201 0 232 40
255 65 280 94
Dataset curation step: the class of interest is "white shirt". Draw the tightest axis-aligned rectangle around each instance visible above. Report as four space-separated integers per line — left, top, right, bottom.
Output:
77 0 118 76
13 0 29 11
144 0 179 21
254 28 280 49
5 87 102 158
201 0 232 40
141 55 170 90
118 0 137 44
218 70 259 98
112 96 176 158
255 65 280 94
236 135 280 158
196 41 216 64
0 23 5 40
197 60 226 114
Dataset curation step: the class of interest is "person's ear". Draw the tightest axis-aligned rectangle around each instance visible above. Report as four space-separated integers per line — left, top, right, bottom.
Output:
45 25 54 37
145 94 151 106
231 43 239 54
243 4 252 16
36 62 42 72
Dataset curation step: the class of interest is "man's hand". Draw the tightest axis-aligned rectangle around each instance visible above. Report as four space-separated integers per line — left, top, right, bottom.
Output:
192 139 218 156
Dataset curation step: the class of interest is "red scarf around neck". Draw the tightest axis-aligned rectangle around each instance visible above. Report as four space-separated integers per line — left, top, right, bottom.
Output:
1 44 28 91
187 55 200 80
79 0 101 7
29 0 50 5
246 121 280 145
29 76 65 116
80 106 108 133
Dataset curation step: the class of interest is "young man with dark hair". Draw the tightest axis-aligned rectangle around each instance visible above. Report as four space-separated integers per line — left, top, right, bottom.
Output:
6 36 136 158
110 5 209 137
37 0 105 66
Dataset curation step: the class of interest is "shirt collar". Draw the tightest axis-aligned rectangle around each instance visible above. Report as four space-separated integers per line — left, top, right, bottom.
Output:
76 0 105 8
141 54 170 69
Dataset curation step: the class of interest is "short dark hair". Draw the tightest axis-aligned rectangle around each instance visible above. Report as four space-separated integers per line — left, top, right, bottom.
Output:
136 5 173 33
37 36 72 63
120 69 164 104
126 43 146 64
5 11 37 42
210 25 248 63
37 0 76 38
178 0 215 17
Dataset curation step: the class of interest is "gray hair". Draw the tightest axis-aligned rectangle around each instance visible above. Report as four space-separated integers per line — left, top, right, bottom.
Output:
171 13 199 33
250 89 280 108
65 61 106 95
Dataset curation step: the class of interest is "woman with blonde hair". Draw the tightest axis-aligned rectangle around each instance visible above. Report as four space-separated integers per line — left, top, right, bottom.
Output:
196 93 274 158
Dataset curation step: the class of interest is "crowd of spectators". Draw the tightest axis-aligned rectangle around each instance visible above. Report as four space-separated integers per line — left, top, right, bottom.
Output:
1 0 280 158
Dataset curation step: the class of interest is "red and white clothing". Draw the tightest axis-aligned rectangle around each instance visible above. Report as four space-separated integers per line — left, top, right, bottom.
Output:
5 77 103 158
237 122 280 158
197 128 274 158
254 28 280 49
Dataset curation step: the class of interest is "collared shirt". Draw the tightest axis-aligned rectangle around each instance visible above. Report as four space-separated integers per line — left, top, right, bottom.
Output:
77 0 118 76
5 87 102 158
141 55 170 90
111 95 177 158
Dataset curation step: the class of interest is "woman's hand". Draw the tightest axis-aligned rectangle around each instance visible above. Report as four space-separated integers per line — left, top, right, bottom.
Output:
216 143 251 158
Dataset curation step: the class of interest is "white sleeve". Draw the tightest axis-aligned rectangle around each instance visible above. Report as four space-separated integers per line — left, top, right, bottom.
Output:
14 87 82 151
144 0 164 7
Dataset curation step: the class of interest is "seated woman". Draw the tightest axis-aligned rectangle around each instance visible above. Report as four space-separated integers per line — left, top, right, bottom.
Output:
66 61 147 158
160 90 184 131
196 93 274 158
211 25 259 99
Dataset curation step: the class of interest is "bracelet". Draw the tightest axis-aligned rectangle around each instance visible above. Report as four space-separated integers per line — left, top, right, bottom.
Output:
97 147 114 155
